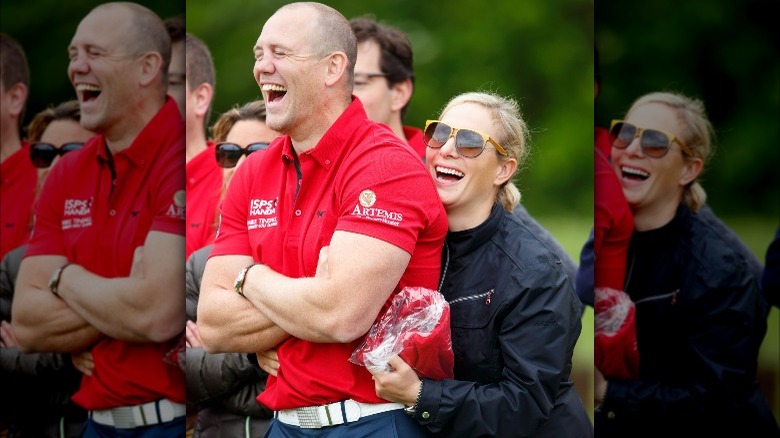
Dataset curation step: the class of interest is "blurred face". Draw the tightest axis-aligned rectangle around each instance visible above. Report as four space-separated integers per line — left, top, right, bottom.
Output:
611 102 693 222
354 40 392 125
425 103 507 218
222 119 281 186
168 40 186 118
253 7 326 135
37 119 96 185
68 6 143 135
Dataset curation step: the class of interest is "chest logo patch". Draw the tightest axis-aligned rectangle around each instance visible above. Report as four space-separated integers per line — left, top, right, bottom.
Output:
247 198 278 230
359 190 376 207
62 197 93 230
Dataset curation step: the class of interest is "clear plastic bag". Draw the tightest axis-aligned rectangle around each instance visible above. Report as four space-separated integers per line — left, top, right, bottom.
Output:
349 286 454 380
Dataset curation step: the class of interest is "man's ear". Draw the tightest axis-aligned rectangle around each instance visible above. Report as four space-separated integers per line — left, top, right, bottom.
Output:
390 78 413 113
679 157 703 186
494 158 518 187
324 52 348 87
138 52 164 87
193 83 214 119
7 82 28 118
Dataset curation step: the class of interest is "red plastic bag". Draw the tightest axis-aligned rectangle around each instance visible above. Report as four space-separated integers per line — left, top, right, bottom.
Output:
594 287 640 379
350 286 454 380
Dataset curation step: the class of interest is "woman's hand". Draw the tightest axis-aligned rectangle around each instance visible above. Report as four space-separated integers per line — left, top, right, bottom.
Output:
256 348 280 376
369 355 422 406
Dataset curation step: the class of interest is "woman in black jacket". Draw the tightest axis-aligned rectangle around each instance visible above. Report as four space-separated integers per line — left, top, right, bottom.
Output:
595 91 778 436
368 91 593 437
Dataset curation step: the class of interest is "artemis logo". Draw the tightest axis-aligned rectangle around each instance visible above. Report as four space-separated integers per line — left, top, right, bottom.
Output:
249 198 277 216
350 204 403 226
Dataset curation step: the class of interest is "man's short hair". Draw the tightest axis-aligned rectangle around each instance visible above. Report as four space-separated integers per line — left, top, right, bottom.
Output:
349 16 415 117
185 33 215 90
0 33 30 91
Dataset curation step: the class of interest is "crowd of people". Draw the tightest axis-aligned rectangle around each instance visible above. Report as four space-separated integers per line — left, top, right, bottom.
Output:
0 1 777 437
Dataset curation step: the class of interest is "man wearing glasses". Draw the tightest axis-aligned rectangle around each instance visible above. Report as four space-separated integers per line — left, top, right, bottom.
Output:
197 3 446 437
12 3 186 436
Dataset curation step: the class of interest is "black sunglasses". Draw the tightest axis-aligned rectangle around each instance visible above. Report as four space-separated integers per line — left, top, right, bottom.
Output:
424 120 508 158
215 142 270 168
29 142 84 168
609 120 693 158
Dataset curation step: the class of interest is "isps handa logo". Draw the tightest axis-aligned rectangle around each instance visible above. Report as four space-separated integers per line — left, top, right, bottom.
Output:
166 190 186 220
247 198 278 230
62 197 93 230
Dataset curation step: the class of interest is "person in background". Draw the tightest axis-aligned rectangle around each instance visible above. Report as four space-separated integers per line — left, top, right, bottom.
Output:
184 31 222 259
185 100 280 438
12 3 187 436
0 33 36 262
595 91 777 436
367 91 593 437
762 227 779 309
1 99 95 437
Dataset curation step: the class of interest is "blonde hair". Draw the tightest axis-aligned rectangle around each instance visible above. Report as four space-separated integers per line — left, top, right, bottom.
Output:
440 91 530 212
627 91 715 211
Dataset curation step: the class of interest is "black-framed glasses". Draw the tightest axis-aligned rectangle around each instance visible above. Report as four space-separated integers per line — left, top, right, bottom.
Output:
609 120 693 158
215 142 270 168
423 120 508 158
29 142 84 168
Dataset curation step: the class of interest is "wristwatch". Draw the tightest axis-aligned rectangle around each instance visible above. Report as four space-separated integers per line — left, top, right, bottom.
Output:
49 263 72 297
234 263 259 297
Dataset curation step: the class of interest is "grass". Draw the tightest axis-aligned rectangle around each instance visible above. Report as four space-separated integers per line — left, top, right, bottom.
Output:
535 214 779 423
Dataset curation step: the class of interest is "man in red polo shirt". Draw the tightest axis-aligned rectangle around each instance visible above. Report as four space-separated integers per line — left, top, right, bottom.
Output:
197 3 447 437
183 32 222 258
349 16 426 161
0 33 36 261
11 3 186 436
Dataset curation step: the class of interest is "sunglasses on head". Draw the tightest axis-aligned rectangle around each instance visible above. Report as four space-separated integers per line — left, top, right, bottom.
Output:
609 120 693 158
29 142 83 168
215 142 270 168
424 120 507 158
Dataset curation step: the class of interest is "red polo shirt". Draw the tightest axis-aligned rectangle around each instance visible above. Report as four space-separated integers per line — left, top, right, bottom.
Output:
403 125 426 160
1 140 37 260
211 98 447 410
185 141 223 258
24 98 185 410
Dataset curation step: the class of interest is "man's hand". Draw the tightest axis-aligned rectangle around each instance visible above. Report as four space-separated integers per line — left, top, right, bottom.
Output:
185 320 202 348
0 320 19 348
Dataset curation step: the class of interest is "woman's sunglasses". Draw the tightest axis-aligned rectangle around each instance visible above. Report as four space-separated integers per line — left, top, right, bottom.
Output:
215 142 270 168
609 120 693 158
29 142 84 168
424 120 507 158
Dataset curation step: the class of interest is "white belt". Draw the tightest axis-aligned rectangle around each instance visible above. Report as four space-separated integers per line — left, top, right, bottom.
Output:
88 399 186 429
274 400 405 429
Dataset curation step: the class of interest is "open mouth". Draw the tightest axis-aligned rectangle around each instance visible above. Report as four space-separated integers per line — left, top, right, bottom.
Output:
435 165 465 182
262 83 287 103
621 165 649 181
76 83 102 103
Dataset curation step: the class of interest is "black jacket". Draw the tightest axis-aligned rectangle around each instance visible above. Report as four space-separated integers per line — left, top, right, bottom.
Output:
1 245 86 437
412 204 593 437
185 245 273 438
595 205 778 437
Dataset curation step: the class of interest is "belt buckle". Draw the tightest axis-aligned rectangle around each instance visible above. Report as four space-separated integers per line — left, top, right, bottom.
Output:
295 406 322 429
110 407 137 429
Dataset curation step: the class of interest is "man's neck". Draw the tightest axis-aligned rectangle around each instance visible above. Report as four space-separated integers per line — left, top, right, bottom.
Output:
186 122 208 163
0 130 22 163
104 96 165 154
387 117 406 142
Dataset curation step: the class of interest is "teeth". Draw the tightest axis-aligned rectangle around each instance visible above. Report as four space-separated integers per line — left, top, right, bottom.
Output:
76 84 101 92
621 166 649 178
262 84 287 92
436 166 464 178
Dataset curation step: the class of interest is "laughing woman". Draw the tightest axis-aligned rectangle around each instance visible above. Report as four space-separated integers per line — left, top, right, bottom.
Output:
595 91 778 437
369 91 593 437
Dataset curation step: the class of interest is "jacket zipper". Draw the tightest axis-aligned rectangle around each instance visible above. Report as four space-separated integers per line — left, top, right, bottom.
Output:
633 289 679 305
448 289 494 305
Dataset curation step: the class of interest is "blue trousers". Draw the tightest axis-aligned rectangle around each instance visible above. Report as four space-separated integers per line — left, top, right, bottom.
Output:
80 416 185 437
263 410 430 437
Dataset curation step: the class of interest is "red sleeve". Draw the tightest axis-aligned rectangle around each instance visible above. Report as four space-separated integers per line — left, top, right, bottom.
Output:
594 147 633 290
149 147 186 236
23 157 68 258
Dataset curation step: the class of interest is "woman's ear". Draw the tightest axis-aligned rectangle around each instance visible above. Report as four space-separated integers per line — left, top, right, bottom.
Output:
494 158 518 187
679 157 703 186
